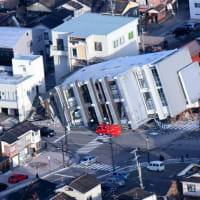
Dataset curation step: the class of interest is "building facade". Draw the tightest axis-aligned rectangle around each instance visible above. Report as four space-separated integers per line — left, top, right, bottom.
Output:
189 0 200 19
51 13 139 83
0 121 41 168
53 48 200 130
0 55 45 121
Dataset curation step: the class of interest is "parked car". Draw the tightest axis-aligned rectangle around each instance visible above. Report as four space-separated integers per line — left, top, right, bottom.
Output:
147 161 165 172
101 182 117 196
183 22 200 31
112 170 130 180
80 155 97 166
106 176 125 186
40 127 56 137
0 183 8 191
96 123 122 136
8 174 28 183
172 26 190 37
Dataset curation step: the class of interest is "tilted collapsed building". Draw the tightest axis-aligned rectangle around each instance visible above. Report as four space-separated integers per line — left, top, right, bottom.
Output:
51 48 200 130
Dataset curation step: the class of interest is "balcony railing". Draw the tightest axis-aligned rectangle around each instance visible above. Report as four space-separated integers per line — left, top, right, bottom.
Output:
50 46 68 56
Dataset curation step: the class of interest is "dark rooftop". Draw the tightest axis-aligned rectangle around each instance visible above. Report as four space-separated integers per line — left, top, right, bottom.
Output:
5 179 56 200
118 187 155 200
30 8 73 28
39 0 69 10
69 173 101 193
0 121 40 144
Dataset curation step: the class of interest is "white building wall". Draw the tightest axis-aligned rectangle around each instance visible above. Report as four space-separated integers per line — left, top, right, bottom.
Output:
16 76 37 121
182 181 200 197
117 71 148 129
155 48 192 118
189 0 200 19
12 55 46 93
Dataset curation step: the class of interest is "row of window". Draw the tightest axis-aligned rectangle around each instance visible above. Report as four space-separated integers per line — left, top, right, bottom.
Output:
94 31 134 52
0 91 16 101
113 31 134 49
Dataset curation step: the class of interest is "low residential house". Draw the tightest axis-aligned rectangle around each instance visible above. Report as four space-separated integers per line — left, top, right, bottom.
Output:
136 0 178 23
77 0 139 16
181 39 200 63
52 48 200 129
61 0 91 17
118 187 157 200
0 121 41 168
177 163 200 199
0 55 45 121
55 173 102 200
0 26 48 72
189 0 200 19
51 12 139 83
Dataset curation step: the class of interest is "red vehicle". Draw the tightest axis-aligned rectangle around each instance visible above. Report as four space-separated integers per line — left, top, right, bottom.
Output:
8 173 28 183
96 123 122 136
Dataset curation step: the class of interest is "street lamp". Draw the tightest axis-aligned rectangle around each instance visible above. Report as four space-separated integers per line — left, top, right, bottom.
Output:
145 136 150 163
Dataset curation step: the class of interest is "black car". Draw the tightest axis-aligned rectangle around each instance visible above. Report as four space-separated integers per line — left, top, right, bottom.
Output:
40 127 56 137
172 26 190 37
0 183 8 192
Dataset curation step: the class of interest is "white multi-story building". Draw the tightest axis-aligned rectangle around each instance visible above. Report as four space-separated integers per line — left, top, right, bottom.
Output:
0 55 45 121
53 48 200 129
51 13 139 83
189 0 200 19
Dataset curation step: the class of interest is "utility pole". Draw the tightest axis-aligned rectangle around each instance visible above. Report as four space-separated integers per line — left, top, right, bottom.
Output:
107 121 115 172
133 148 144 189
61 140 65 167
145 136 150 163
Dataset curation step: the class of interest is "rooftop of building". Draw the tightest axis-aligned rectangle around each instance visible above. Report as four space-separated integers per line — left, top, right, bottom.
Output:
61 50 176 86
53 12 138 37
0 72 32 85
0 27 30 48
0 121 40 144
69 173 101 193
118 187 155 200
14 55 41 61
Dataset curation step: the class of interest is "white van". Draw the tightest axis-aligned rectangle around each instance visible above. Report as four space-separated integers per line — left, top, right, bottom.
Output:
147 161 165 171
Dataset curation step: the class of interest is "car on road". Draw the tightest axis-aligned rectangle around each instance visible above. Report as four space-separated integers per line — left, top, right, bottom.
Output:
40 127 56 137
106 176 125 186
183 22 200 31
8 174 28 183
172 26 190 37
0 183 8 191
80 155 97 166
96 123 122 136
112 170 130 180
147 161 165 172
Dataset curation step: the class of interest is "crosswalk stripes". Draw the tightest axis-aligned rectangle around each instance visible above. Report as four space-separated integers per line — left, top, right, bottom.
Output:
77 135 110 154
71 163 118 172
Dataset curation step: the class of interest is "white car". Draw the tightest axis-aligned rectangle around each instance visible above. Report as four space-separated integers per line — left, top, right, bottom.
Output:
80 155 97 166
147 161 165 172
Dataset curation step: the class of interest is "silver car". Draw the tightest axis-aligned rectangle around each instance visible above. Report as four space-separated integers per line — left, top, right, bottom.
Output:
106 177 125 186
80 155 97 166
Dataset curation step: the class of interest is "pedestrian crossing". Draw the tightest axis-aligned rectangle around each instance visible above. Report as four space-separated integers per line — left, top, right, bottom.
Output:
71 163 119 172
154 119 199 132
76 135 110 154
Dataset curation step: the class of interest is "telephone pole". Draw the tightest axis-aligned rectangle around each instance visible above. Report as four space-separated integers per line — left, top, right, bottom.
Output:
132 148 144 189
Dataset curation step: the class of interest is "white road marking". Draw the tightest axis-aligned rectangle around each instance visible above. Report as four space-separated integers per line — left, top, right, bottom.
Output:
54 135 65 143
54 173 74 178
